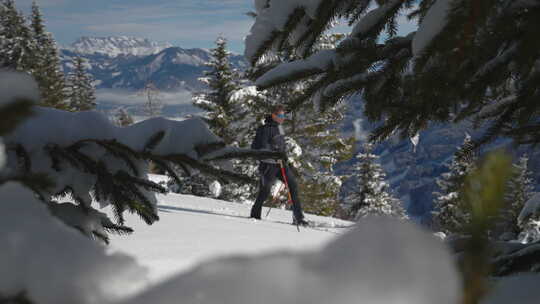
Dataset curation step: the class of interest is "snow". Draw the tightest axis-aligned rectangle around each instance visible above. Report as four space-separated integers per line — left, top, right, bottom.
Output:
244 0 324 63
107 177 350 283
412 0 452 57
0 182 148 304
0 70 40 107
49 202 116 240
0 70 39 172
2 103 226 231
121 216 459 304
518 192 540 225
5 163 537 304
351 0 402 38
67 36 172 57
209 180 222 197
255 50 337 87
173 53 206 66
259 0 322 31
229 86 263 102
5 107 220 159
410 132 420 152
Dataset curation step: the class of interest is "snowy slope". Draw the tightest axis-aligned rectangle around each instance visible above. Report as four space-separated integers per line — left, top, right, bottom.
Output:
104 175 461 304
108 174 352 284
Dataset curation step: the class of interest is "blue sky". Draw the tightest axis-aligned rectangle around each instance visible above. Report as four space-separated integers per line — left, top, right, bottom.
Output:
17 0 417 54
17 0 255 53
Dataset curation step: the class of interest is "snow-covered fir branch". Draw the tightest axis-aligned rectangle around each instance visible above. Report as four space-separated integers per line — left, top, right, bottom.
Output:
245 0 540 146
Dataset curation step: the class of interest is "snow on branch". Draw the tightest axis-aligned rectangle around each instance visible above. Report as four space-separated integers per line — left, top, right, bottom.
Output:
411 0 452 58
351 0 403 39
2 105 255 236
0 71 40 108
245 0 325 64
320 72 370 102
466 43 519 89
518 192 540 225
255 49 337 89
0 182 148 304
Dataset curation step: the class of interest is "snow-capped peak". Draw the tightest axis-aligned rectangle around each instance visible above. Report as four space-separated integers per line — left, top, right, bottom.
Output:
66 36 173 57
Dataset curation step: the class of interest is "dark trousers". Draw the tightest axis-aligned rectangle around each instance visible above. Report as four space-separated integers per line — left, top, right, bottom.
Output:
250 162 304 220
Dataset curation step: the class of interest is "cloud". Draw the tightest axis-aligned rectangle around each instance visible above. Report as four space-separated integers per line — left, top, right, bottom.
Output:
172 19 253 41
85 23 164 35
43 1 253 51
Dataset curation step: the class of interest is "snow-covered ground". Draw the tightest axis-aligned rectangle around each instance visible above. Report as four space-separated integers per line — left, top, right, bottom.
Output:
108 174 352 284
103 175 460 304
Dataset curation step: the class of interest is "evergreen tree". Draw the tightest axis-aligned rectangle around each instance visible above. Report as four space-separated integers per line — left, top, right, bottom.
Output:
2 70 275 245
0 0 36 71
432 135 477 235
29 1 67 110
193 36 239 144
346 142 407 220
180 36 245 202
167 170 215 198
66 56 96 111
216 86 267 203
500 156 534 236
287 102 354 216
245 0 540 147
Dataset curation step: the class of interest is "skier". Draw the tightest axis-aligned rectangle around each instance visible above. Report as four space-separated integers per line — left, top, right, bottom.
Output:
250 104 309 226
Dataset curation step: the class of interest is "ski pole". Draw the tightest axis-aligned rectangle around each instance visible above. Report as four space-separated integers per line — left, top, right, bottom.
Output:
278 159 300 232
265 183 285 218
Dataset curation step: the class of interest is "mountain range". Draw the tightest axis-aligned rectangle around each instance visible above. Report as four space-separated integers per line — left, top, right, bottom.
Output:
60 36 247 92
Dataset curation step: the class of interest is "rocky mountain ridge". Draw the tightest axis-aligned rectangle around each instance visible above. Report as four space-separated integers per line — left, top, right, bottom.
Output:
60 36 247 91
64 36 173 57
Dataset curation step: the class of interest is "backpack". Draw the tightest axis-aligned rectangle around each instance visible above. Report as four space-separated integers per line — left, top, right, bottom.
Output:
251 125 265 150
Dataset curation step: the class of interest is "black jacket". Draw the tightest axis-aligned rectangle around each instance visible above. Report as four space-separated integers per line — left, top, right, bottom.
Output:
251 116 286 160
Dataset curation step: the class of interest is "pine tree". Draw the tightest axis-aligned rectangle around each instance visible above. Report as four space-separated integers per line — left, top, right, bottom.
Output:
499 156 534 236
287 102 354 216
245 0 540 147
432 135 477 235
181 36 244 201
346 142 407 220
29 1 67 110
193 36 239 144
0 0 36 71
66 56 96 111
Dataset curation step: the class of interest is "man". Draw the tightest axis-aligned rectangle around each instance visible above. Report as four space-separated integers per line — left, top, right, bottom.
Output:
250 104 309 226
